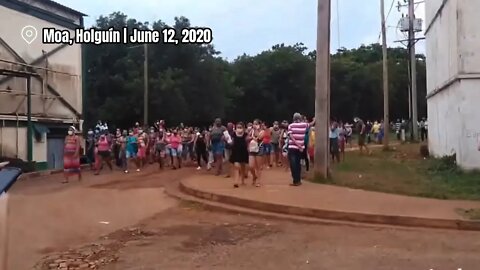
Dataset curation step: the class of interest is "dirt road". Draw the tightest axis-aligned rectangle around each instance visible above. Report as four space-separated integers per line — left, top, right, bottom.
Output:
38 206 480 270
5 165 480 269
5 166 189 270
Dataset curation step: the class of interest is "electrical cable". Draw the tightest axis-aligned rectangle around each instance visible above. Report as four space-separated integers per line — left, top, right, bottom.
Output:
377 0 396 42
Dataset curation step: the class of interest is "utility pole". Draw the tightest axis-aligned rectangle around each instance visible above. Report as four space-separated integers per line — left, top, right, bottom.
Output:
26 76 32 162
143 43 149 126
0 193 9 270
408 0 418 140
336 0 341 49
314 0 331 179
380 0 390 149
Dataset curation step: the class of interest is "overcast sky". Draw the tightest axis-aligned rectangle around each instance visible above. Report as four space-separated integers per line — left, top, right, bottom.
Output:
57 0 426 60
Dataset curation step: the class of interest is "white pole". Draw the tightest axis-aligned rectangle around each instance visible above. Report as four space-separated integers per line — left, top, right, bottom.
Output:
0 193 10 270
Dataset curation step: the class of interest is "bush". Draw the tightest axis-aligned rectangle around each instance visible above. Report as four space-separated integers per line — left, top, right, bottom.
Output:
427 154 458 173
0 156 36 173
419 145 429 158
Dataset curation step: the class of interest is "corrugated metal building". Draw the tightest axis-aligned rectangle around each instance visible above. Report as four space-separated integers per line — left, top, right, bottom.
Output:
0 0 86 170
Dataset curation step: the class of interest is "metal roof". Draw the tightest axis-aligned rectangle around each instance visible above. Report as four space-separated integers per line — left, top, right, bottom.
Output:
37 0 87 16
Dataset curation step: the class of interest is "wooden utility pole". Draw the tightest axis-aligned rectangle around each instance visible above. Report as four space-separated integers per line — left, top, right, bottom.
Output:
380 0 390 149
314 0 331 179
143 43 149 126
409 0 418 140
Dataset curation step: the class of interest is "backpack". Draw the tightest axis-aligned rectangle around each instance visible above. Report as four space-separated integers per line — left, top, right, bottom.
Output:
248 130 259 153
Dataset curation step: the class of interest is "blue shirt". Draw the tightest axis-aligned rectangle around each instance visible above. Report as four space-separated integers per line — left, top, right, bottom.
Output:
329 128 340 139
126 136 138 153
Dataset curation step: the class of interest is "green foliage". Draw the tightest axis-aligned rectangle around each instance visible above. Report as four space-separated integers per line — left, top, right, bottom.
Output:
427 154 458 173
84 12 428 129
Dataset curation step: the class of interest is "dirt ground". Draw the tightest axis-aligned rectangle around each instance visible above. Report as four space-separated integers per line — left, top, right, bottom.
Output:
5 164 480 270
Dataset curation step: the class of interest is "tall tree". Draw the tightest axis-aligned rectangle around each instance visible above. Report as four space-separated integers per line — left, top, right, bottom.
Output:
84 12 427 129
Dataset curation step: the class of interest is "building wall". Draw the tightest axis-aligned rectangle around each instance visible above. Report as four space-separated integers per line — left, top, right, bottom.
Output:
457 1 480 74
426 0 480 169
425 0 458 96
0 2 82 120
0 126 47 163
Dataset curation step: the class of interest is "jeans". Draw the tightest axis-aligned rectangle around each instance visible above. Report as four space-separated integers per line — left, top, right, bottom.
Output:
119 150 127 170
181 143 190 159
288 148 302 184
421 128 428 141
262 143 273 155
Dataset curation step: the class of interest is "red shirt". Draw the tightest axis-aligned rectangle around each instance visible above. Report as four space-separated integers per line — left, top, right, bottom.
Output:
169 135 181 149
97 137 110 151
262 129 271 144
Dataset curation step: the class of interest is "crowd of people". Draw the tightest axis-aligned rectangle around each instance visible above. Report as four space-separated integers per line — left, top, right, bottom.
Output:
61 115 425 186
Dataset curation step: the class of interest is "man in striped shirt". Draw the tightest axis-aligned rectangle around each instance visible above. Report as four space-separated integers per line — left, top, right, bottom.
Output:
287 113 313 186
395 119 402 140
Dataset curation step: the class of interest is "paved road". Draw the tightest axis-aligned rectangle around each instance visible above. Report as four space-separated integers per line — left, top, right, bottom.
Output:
5 165 480 269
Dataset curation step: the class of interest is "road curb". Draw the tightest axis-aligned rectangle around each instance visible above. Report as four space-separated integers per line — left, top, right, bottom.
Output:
164 181 404 231
179 181 480 231
19 164 91 180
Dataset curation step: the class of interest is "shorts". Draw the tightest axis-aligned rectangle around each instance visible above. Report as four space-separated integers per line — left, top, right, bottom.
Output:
211 141 225 155
262 143 273 155
98 151 110 159
170 148 179 157
126 151 137 159
257 144 265 156
272 143 280 153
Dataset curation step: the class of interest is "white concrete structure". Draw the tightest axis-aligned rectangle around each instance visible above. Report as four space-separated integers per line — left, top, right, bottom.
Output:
0 0 85 169
425 0 480 169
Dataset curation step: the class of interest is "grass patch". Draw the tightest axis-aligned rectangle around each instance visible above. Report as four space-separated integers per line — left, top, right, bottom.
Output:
179 200 205 210
328 143 480 200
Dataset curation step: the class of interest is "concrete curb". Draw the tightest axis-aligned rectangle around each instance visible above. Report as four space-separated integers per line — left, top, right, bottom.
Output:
179 181 480 231
164 181 425 232
19 164 91 180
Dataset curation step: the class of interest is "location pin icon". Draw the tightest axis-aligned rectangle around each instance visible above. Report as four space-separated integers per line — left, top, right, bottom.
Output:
21 25 38 44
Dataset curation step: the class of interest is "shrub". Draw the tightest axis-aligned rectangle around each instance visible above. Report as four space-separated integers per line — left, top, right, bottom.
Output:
427 154 458 173
419 145 429 158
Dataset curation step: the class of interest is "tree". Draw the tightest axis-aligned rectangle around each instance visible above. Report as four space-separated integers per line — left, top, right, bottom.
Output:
83 12 427 129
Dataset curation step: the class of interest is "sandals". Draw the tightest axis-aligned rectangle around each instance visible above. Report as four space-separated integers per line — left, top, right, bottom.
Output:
252 176 261 187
